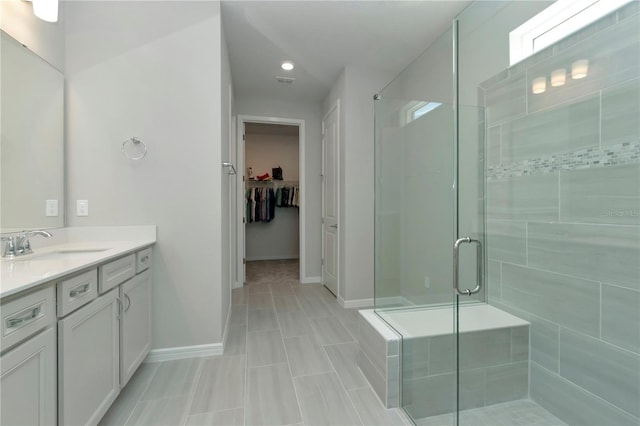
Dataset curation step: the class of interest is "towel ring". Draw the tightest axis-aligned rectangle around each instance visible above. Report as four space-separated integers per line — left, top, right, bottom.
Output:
122 137 147 160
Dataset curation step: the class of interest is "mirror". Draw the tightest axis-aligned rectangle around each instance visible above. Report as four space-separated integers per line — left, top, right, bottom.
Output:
1 30 64 232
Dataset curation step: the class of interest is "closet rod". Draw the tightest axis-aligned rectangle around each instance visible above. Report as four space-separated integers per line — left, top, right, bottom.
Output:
246 180 298 186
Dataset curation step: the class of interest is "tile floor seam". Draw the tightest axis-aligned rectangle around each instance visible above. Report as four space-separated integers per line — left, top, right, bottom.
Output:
337 366 366 426
120 365 160 426
273 286 305 425
182 358 205 425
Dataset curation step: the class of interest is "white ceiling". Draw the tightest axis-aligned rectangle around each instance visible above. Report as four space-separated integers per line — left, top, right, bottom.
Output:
222 0 471 103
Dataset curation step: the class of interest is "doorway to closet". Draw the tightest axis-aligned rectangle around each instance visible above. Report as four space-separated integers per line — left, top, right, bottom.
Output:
236 116 306 287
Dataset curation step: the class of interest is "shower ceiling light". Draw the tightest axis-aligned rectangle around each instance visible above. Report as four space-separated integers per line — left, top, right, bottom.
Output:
571 59 589 79
551 68 566 87
532 76 547 94
281 61 294 71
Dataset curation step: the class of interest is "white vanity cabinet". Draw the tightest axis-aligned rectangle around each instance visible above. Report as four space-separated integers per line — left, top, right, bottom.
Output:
57 248 153 425
120 269 151 387
0 286 57 426
58 288 120 426
1 243 153 426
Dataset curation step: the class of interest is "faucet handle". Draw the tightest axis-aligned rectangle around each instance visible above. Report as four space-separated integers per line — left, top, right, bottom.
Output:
1 236 17 258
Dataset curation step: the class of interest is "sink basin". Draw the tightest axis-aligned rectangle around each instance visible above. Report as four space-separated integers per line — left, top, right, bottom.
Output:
11 248 110 261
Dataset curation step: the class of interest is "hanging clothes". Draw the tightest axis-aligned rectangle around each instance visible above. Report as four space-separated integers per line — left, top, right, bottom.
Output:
268 188 276 220
246 184 298 222
293 187 299 207
254 188 261 222
246 188 252 223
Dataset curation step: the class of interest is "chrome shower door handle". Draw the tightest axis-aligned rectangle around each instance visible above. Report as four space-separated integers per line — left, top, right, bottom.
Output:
453 236 483 296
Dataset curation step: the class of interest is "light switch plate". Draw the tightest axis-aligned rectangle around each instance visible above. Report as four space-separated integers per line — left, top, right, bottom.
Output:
77 200 89 216
46 200 58 217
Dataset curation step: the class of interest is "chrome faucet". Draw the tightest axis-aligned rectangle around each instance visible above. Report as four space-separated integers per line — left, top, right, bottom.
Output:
16 230 52 254
2 230 52 258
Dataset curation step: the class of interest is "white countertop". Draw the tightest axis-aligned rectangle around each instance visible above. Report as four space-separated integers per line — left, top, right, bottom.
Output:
1 227 156 299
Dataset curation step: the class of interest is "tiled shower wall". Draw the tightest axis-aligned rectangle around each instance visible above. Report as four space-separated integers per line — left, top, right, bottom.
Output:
481 3 640 425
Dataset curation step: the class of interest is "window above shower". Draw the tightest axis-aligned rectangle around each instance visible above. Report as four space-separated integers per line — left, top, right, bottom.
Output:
509 0 636 65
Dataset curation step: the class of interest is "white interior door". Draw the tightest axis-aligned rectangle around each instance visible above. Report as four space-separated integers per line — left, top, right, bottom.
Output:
322 103 339 296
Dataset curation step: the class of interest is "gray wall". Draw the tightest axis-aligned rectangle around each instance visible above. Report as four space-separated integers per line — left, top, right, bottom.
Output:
65 1 232 349
476 3 640 424
236 97 323 280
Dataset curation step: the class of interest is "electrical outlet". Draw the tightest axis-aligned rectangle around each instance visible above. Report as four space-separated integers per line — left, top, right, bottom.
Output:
46 200 58 217
77 200 89 216
424 275 430 289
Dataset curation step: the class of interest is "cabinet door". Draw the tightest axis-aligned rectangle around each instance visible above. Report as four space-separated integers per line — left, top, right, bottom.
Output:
120 269 151 387
1 327 56 426
59 288 120 426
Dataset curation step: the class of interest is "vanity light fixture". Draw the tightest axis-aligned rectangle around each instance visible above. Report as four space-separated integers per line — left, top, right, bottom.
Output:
26 0 59 23
551 68 566 87
571 59 589 79
532 76 547 94
281 61 294 71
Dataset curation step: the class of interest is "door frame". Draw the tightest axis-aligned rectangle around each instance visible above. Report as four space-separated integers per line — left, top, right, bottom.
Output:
236 115 306 287
321 100 340 298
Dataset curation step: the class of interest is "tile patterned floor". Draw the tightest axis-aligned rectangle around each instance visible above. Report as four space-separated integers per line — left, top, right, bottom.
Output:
99 260 408 426
100 259 566 426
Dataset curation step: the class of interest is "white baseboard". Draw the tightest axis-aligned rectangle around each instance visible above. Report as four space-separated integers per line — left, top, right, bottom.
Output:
339 297 374 309
246 255 299 261
300 276 321 284
146 343 223 363
147 303 232 363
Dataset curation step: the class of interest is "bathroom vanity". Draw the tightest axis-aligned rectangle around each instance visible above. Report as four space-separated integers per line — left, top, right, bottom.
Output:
0 229 156 425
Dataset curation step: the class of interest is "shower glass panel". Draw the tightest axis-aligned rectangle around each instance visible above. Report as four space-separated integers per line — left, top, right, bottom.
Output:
374 89 485 424
374 94 455 424
374 1 639 425
374 97 455 310
454 1 640 425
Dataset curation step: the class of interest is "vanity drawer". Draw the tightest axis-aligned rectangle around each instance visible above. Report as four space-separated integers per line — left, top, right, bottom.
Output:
136 247 152 273
1 286 55 352
99 254 135 294
57 269 98 318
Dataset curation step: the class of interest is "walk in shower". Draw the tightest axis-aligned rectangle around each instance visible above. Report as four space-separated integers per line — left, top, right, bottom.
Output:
373 1 640 425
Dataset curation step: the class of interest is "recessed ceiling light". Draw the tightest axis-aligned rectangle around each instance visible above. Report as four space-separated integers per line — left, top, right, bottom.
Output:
281 61 294 71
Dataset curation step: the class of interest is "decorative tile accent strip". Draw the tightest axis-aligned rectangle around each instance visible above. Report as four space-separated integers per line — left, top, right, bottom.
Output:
487 140 640 180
